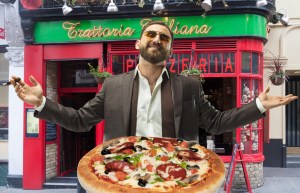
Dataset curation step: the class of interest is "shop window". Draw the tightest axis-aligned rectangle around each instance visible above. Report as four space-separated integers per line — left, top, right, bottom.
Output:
167 53 190 74
203 52 235 74
240 78 262 154
111 54 138 74
241 52 260 74
60 59 98 88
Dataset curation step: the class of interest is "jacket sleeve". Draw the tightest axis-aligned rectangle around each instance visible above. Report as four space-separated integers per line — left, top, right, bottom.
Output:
197 83 265 134
34 82 106 132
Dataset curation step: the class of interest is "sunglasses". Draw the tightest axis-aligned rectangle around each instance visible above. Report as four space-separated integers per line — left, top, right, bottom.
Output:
144 31 171 43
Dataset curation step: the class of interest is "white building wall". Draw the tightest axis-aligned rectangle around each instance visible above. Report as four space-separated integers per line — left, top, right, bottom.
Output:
3 1 25 176
264 0 300 142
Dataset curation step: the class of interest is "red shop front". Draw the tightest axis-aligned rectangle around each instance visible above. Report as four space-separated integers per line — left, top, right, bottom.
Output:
22 15 267 189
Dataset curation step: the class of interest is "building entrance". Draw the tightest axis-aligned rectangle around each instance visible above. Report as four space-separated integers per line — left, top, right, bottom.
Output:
200 77 236 155
59 93 96 175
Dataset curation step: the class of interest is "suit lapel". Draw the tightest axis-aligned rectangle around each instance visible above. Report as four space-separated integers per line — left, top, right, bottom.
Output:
122 71 135 136
170 73 183 137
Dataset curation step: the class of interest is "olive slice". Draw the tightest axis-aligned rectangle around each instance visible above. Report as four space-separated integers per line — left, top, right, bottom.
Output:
101 148 111 155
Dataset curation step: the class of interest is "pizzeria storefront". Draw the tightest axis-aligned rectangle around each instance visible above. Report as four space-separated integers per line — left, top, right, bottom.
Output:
17 0 274 190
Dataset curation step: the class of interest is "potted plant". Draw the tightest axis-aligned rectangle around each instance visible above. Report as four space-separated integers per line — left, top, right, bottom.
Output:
267 58 288 86
88 63 111 84
181 68 205 83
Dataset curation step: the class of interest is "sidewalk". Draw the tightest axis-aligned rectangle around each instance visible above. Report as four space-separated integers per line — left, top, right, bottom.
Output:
1 167 300 193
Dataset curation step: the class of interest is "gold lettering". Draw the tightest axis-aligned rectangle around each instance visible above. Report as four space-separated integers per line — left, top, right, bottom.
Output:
62 21 135 39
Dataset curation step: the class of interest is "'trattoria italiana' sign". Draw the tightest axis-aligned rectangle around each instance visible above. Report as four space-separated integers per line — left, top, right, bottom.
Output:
34 14 267 44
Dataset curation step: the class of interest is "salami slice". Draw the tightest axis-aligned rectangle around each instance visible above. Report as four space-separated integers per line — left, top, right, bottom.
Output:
152 137 179 147
109 142 134 153
156 163 186 181
177 150 202 161
105 161 135 172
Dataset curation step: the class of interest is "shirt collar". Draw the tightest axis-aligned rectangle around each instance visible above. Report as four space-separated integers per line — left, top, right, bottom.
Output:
134 65 169 79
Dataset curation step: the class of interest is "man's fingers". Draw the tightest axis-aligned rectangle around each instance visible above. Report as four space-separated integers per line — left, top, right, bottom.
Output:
29 75 39 86
264 86 270 95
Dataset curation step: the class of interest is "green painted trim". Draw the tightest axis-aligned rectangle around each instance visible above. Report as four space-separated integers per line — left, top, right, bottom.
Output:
34 14 267 44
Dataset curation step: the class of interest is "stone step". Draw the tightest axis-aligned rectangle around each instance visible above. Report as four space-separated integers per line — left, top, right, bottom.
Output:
286 162 300 168
43 176 77 189
287 154 300 162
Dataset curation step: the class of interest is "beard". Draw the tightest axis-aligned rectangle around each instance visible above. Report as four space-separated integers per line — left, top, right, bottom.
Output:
139 43 171 64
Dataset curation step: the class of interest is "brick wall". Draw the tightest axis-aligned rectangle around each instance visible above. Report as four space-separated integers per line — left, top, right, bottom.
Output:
45 62 58 179
224 162 264 189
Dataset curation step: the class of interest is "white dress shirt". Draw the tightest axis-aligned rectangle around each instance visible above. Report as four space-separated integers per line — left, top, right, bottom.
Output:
134 66 169 137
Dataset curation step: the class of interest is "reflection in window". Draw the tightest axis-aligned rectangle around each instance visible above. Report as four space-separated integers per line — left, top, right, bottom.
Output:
252 53 259 74
111 54 139 74
210 53 222 73
242 52 251 73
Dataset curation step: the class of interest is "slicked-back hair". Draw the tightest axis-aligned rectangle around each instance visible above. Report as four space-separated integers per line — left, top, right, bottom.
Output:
140 20 174 45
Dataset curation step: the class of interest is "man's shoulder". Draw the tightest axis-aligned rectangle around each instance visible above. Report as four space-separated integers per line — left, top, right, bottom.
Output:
106 71 135 81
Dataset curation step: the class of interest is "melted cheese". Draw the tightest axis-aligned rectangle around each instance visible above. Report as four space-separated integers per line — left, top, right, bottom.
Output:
92 137 212 191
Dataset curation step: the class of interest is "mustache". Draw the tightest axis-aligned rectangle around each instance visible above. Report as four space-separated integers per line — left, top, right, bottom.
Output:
147 43 163 50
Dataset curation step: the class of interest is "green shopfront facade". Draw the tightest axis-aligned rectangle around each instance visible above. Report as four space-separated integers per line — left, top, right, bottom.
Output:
18 1 275 189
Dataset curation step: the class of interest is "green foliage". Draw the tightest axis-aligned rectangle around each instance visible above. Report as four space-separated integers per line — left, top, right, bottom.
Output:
181 68 201 76
88 63 111 78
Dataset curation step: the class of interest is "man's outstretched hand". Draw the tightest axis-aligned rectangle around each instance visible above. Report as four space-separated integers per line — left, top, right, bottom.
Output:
10 75 44 107
258 86 298 110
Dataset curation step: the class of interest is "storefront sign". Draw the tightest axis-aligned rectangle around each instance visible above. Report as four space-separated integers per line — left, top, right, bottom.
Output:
34 14 267 43
26 108 39 137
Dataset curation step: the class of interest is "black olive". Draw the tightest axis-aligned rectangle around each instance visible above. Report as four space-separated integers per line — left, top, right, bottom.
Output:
101 148 111 155
142 147 149 150
134 145 143 151
132 146 137 152
177 138 184 142
141 137 149 141
138 178 147 187
123 157 131 163
187 165 200 169
190 148 198 152
104 170 110 174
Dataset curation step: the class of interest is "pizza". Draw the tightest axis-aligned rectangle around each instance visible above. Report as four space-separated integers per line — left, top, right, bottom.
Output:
77 136 225 193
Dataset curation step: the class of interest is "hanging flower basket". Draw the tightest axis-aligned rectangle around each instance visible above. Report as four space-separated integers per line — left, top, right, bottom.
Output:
270 75 285 86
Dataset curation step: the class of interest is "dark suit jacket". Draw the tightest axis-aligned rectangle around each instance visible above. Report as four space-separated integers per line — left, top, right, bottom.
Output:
35 70 264 141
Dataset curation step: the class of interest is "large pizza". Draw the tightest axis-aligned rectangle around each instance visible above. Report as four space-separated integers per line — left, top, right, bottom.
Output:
78 136 225 193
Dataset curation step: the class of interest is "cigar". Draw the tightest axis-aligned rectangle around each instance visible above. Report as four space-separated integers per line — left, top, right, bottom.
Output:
0 77 21 87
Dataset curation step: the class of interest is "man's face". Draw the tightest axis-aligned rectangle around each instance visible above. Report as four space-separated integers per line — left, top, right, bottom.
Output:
136 24 173 64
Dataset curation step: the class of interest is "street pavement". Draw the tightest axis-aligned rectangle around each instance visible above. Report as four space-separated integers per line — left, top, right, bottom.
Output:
0 167 300 193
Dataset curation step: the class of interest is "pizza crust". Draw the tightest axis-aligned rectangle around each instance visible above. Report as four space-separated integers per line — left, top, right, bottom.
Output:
77 137 225 193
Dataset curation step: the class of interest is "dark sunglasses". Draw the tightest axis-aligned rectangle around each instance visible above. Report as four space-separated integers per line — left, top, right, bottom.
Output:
144 31 171 43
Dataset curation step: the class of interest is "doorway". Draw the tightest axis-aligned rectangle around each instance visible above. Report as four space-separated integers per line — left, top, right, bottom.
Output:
200 77 237 155
56 59 99 175
286 76 300 152
59 93 96 174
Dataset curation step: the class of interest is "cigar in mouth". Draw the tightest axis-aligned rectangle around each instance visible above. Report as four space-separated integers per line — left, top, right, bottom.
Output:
0 77 21 87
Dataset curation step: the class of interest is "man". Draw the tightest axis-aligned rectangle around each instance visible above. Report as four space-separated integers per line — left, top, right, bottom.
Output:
11 20 297 142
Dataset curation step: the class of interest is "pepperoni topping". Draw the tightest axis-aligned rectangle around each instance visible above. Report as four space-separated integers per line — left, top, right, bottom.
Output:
109 142 134 153
156 163 186 181
152 137 179 147
177 150 202 161
105 161 135 172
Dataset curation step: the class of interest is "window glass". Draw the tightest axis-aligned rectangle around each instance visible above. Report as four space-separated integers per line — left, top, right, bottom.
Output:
242 52 251 73
210 53 222 73
252 53 259 74
223 52 235 73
